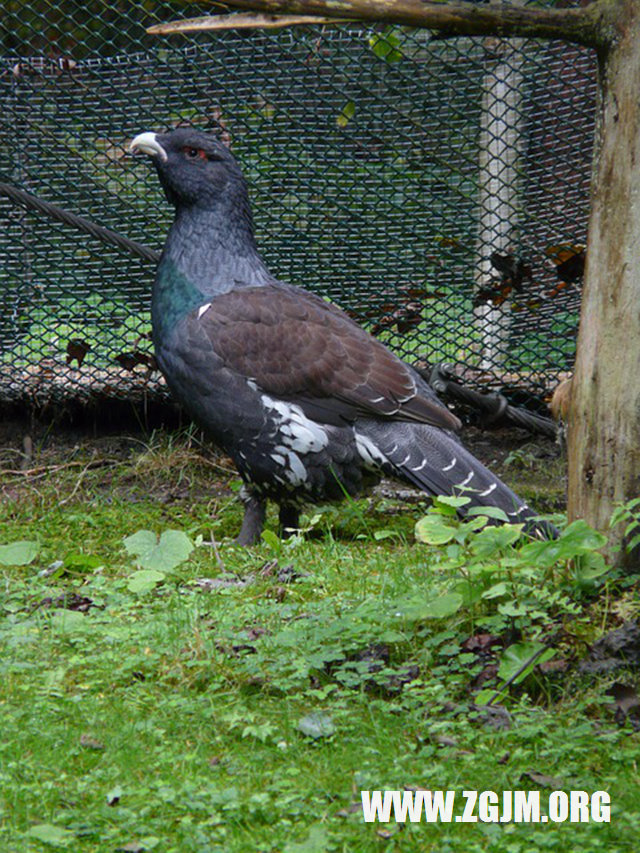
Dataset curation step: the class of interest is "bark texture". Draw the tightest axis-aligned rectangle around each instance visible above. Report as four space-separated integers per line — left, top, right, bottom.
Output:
219 0 604 47
568 0 640 566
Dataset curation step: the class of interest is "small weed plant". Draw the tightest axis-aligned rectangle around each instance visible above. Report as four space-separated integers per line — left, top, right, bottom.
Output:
0 437 638 851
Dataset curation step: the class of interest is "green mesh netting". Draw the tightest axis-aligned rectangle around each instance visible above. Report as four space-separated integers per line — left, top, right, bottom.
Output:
0 2 595 408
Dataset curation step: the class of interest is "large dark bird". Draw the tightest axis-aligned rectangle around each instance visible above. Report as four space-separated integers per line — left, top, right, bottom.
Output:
130 128 552 544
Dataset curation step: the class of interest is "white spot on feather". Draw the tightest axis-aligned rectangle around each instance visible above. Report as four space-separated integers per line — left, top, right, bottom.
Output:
260 395 329 454
355 433 387 468
285 452 307 484
270 446 308 486
508 504 529 517
455 471 474 488
442 457 457 472
479 483 497 497
197 302 212 319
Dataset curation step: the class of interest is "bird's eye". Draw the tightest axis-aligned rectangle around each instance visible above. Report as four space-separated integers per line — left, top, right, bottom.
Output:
183 146 206 160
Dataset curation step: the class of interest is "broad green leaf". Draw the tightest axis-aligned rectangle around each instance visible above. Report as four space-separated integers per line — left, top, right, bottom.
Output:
112 838 159 852
470 524 523 556
297 712 336 740
520 519 606 567
399 592 463 621
431 495 471 517
336 100 356 128
498 642 556 683
127 569 166 594
481 581 509 600
26 823 73 847
558 519 608 551
415 515 457 545
123 529 193 572
574 552 609 586
368 27 404 63
460 516 491 533
434 495 471 509
373 528 401 541
474 687 507 706
466 505 511 523
611 496 640 527
498 601 529 618
261 529 281 552
0 540 39 566
63 552 103 572
49 610 88 634
284 824 330 853
454 579 487 607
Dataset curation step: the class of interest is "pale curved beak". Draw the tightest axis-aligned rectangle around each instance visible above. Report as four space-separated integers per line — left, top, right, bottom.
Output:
129 132 168 162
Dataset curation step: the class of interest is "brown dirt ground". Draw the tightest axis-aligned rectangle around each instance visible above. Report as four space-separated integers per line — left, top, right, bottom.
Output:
0 404 566 517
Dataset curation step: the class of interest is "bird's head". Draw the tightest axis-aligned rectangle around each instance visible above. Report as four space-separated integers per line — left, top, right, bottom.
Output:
129 128 246 210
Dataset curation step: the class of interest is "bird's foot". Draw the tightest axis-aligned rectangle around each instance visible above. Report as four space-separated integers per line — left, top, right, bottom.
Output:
235 493 266 546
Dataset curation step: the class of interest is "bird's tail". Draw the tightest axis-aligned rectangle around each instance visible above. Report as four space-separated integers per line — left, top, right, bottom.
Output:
357 420 557 539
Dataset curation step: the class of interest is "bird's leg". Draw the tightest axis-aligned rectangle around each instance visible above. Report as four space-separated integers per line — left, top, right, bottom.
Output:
279 504 300 539
236 490 266 546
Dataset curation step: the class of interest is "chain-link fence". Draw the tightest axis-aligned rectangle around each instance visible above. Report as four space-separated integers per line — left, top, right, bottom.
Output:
0 1 595 411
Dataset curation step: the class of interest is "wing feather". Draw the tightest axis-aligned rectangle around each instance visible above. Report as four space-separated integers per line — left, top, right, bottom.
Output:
192 282 461 430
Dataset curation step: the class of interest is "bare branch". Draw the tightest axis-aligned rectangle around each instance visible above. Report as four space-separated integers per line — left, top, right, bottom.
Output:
147 13 350 35
200 0 607 49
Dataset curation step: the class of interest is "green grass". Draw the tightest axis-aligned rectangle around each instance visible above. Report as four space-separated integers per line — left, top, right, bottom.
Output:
1 427 639 852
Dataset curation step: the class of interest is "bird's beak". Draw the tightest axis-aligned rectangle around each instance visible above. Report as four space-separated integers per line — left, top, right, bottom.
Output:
129 132 168 162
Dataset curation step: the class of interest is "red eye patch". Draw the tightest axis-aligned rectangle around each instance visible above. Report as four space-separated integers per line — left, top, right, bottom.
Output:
182 146 208 160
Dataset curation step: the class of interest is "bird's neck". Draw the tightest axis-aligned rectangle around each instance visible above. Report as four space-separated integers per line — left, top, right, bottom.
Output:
152 201 271 335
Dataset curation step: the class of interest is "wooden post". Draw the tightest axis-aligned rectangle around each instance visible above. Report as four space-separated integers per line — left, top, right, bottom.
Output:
474 31 524 371
568 1 640 566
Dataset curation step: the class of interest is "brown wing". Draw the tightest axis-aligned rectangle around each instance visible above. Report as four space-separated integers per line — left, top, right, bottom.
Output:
195 283 460 430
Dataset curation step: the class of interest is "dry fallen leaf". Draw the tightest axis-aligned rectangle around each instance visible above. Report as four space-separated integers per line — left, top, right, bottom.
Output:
521 770 563 789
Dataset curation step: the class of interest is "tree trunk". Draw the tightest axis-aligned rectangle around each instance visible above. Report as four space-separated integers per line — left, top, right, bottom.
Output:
568 0 640 566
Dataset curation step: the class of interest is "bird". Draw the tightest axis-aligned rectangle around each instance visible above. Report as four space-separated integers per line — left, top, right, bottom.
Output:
129 128 554 545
